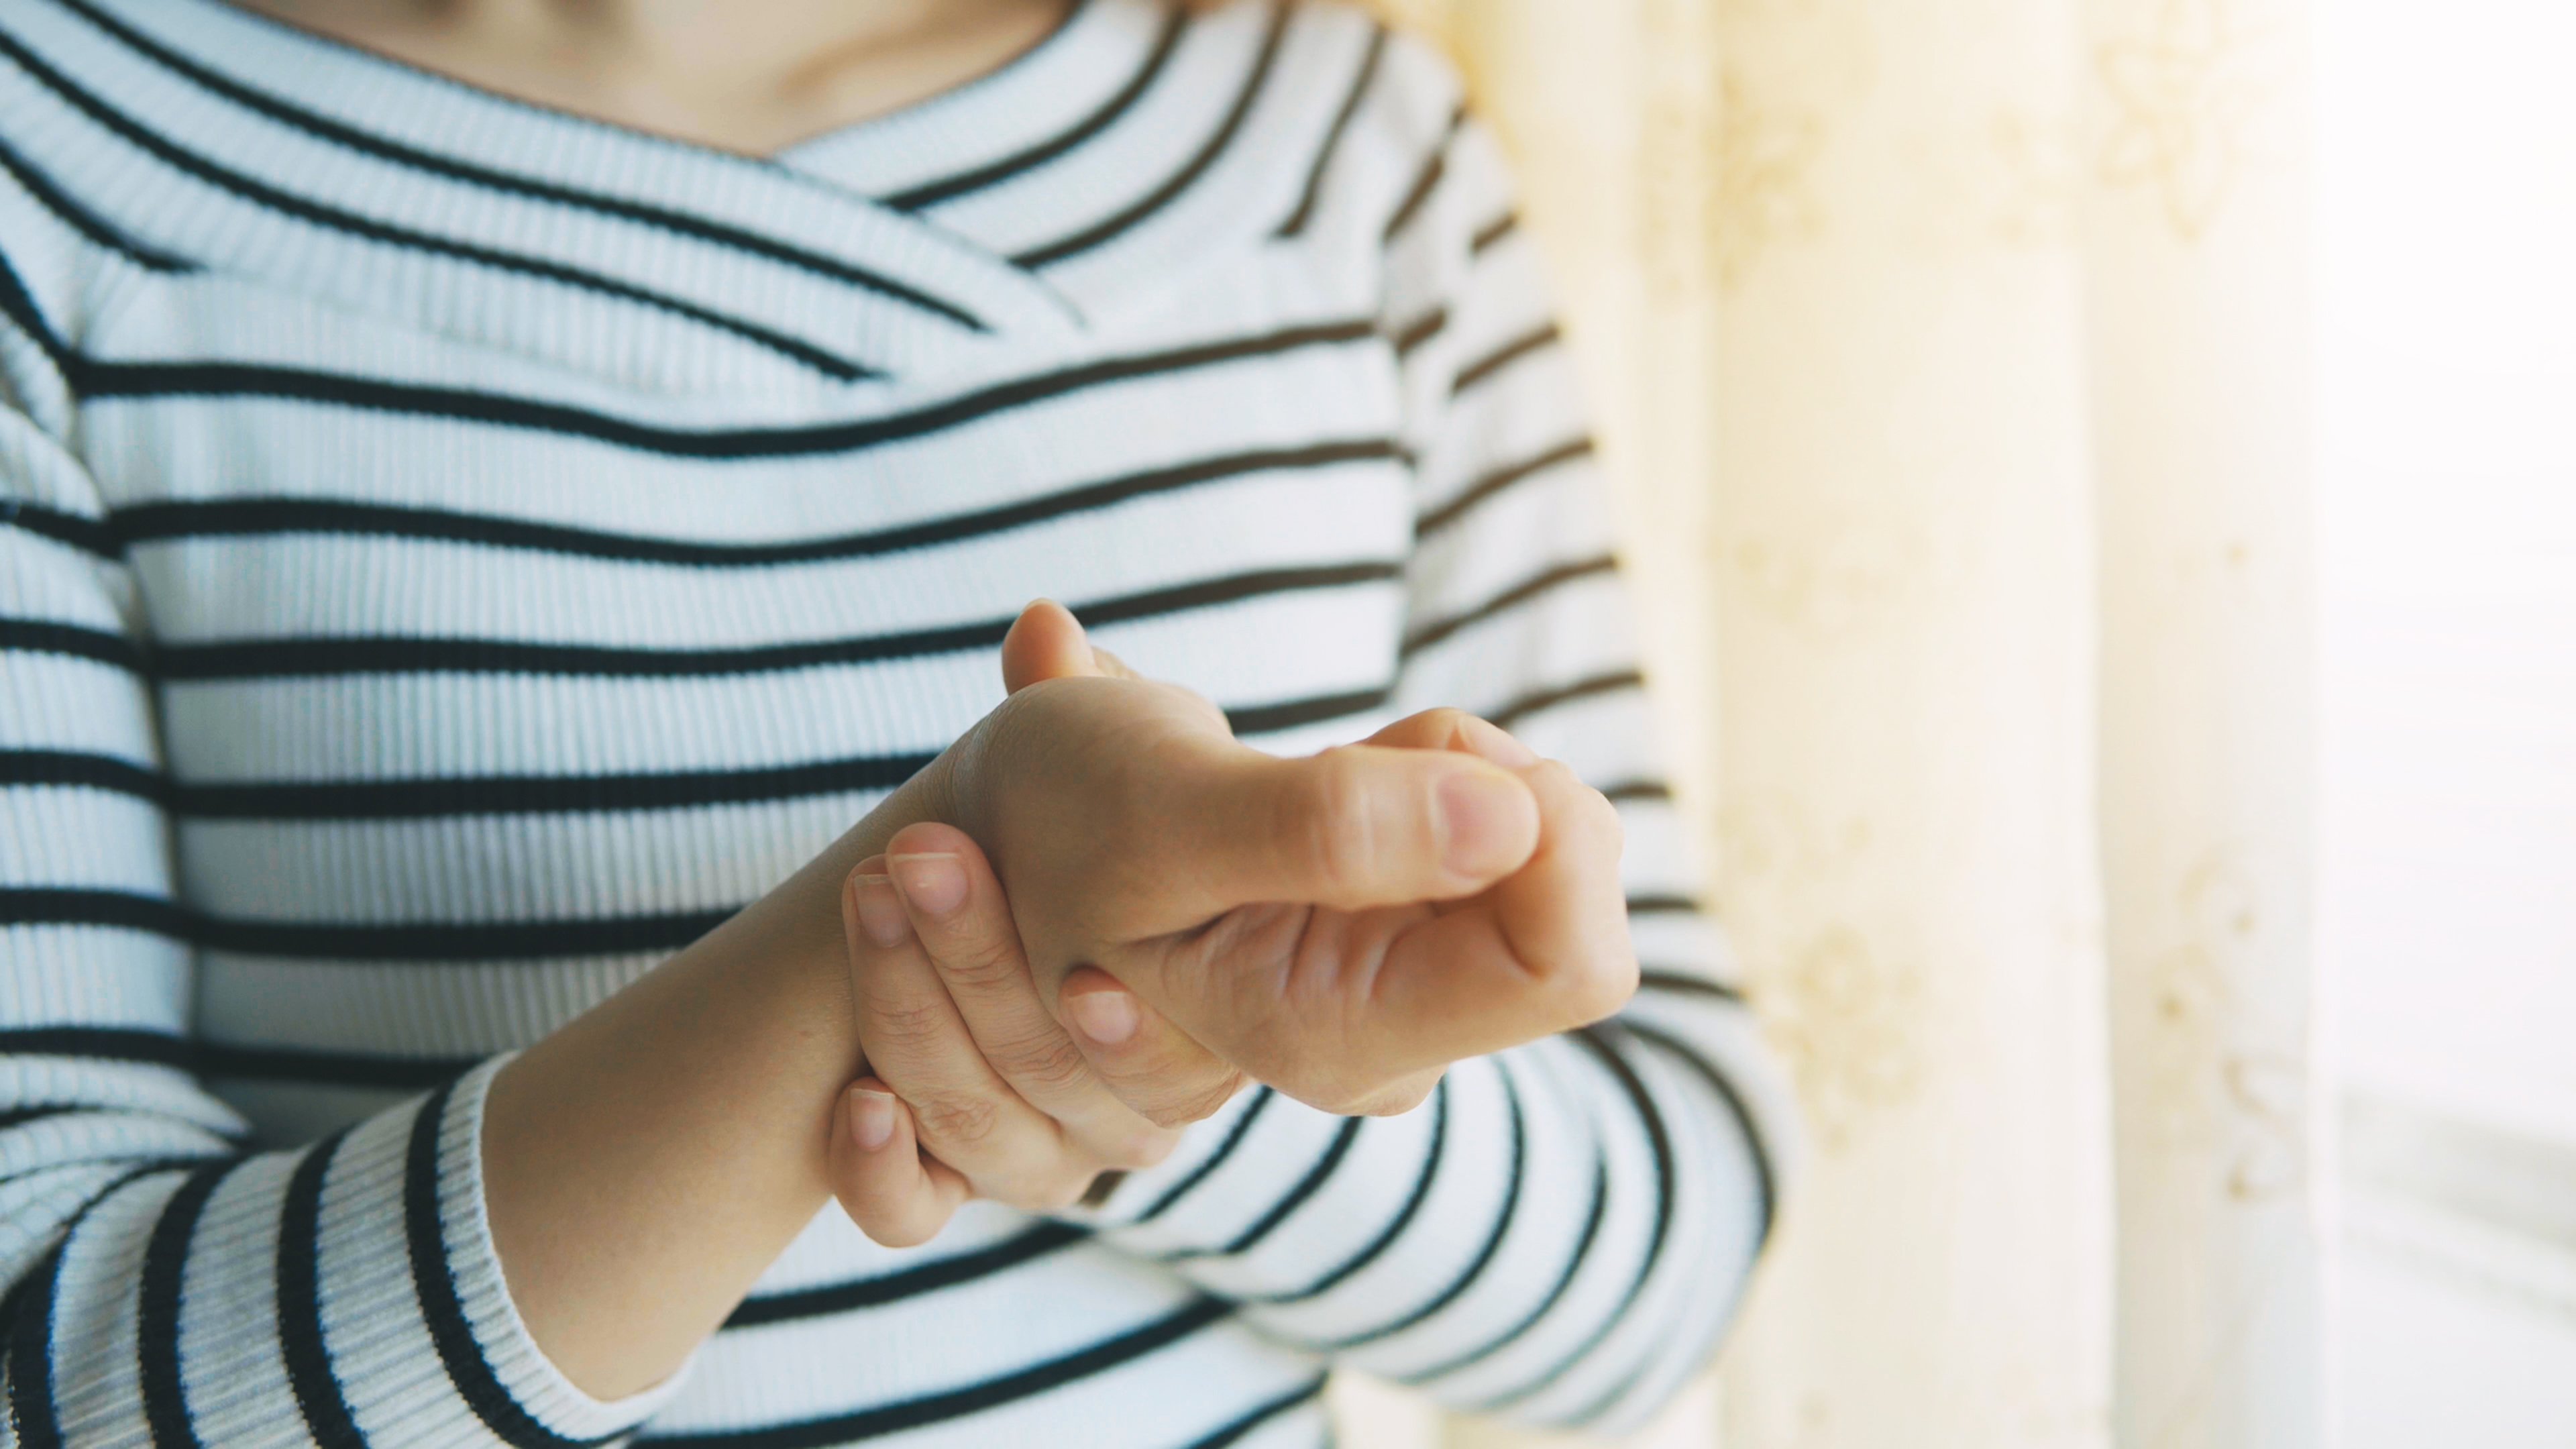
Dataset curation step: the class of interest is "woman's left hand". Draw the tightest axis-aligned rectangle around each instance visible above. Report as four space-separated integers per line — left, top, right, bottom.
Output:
828 820 1237 1245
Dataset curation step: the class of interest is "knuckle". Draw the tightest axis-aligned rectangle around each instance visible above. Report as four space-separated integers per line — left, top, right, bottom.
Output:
861 997 955 1056
1136 1069 1246 1129
908 1090 1004 1152
1292 751 1378 894
988 1029 1095 1099
931 932 1026 990
1413 707 1471 747
1556 951 1641 1026
1156 680 1230 734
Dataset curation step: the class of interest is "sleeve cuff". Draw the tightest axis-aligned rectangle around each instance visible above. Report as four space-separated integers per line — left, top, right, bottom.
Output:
434 1053 697 1440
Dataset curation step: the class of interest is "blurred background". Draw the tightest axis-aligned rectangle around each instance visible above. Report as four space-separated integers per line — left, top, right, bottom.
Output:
1328 1 2576 1445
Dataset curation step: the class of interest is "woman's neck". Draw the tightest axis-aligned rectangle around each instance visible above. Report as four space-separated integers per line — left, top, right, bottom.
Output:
227 0 1077 156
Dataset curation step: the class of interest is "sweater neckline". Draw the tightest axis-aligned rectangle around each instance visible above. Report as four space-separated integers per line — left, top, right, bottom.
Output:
21 0 1187 386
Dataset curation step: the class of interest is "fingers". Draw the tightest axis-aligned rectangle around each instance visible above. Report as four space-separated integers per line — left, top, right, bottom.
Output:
879 822 1191 1160
844 863 1110 1212
826 1078 971 1248
1371 758 1636 1061
1361 708 1539 769
1128 712 1633 1104
1059 966 1249 1130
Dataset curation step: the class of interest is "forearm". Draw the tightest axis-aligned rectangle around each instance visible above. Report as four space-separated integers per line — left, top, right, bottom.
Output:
480 761 954 1399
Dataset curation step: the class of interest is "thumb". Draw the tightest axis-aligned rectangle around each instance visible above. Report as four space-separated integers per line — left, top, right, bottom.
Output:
1001 600 1113 693
1159 741 1542 915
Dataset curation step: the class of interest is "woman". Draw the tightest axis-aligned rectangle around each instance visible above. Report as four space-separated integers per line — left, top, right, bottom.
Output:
0 0 1794 1444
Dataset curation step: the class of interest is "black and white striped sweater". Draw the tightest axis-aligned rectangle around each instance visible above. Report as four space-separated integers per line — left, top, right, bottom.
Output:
0 1 1797 1444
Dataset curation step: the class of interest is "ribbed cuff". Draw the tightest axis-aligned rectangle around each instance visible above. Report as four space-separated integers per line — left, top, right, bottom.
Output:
434 1053 697 1440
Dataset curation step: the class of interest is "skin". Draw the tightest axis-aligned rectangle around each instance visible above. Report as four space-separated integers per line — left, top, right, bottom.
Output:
483 602 1631 1400
239 0 1641 1406
229 0 1077 155
826 623 1633 1244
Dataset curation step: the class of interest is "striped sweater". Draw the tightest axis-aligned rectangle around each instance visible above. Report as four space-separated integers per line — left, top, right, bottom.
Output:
0 1 1799 1445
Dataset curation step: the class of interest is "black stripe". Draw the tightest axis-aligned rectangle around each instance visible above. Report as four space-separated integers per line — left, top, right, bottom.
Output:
1224 684 1387 737
1319 1063 1525 1350
209 1044 474 1088
1474 1024 1675 1414
0 28 884 381
1488 669 1643 731
0 245 1373 459
138 1157 246 1449
0 750 166 804
1247 1075 1446 1305
0 885 732 960
83 317 1373 454
885 3 1191 211
0 1026 195 1069
1381 105 1466 245
1597 778 1672 804
1220 1113 1361 1254
2 1161 181 1449
0 244 76 382
1274 23 1388 238
1388 307 1446 359
1625 894 1699 917
1168 1114 1362 1261
1635 968 1743 1005
0 616 148 673
1013 0 1289 268
152 560 1397 682
1468 211 1520 255
176 752 932 822
1400 553 1617 657
1451 322 1560 397
1 501 119 559
0 1105 84 1131
0 129 191 272
1622 1020 1775 1246
1178 1376 1327 1449
1398 1137 1609 1386
641 1296 1234 1449
0 1026 469 1087
41 0 987 330
1414 437 1593 539
407 1083 623 1448
1130 1087 1274 1225
722 1222 1088 1328
0 888 189 938
277 1130 369 1448
109 438 1404 566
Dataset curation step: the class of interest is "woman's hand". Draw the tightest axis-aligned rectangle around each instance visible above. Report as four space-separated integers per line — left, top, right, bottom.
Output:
827 822 1213 1245
918 606 1633 1126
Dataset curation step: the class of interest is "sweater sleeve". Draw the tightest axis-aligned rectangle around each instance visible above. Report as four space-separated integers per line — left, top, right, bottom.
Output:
1068 40 1803 1438
1 246 684 1444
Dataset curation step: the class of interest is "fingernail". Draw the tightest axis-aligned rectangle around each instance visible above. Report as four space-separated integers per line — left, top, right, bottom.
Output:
850 1087 897 1151
1064 985 1140 1046
849 874 911 949
1438 767 1536 878
887 852 969 918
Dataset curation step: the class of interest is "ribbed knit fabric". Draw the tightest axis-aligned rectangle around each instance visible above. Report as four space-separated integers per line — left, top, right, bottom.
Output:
0 1 1800 1444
